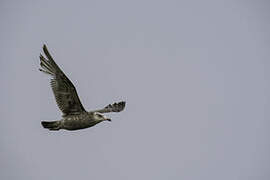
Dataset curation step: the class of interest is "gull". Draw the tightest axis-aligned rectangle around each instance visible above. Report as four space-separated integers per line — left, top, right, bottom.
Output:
39 44 125 131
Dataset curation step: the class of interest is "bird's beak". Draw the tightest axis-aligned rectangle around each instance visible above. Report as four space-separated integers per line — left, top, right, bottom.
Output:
106 118 111 122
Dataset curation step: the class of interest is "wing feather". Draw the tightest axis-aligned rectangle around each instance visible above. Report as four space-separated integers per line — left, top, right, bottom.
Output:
93 101 126 113
39 44 86 116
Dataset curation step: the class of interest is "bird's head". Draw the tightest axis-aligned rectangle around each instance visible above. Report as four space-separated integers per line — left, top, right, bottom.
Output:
93 112 111 122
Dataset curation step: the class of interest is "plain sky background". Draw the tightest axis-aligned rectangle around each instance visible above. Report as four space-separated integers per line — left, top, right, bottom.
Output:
1 0 270 179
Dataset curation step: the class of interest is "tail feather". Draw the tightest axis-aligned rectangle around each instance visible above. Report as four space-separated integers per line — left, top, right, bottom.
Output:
41 121 61 131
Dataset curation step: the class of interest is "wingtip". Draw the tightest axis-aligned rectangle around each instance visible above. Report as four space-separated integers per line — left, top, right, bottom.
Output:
122 101 126 109
116 101 126 112
120 101 126 104
121 101 126 107
43 44 47 51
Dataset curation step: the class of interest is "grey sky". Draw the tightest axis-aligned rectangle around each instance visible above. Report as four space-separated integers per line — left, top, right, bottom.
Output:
1 0 270 179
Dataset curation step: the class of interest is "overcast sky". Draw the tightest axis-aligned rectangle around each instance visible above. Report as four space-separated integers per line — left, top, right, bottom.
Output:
1 0 270 179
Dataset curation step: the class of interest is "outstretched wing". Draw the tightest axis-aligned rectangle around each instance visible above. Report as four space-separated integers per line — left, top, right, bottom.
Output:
39 44 86 116
93 101 126 113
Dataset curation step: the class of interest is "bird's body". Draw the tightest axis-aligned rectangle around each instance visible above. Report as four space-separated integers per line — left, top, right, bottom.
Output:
43 112 103 131
61 113 98 130
39 44 125 131
63 115 99 130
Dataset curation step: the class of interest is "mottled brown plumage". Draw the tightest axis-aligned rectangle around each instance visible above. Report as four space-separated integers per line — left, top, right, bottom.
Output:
39 44 125 131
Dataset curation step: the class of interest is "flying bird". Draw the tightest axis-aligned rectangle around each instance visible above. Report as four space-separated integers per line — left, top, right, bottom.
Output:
39 44 125 131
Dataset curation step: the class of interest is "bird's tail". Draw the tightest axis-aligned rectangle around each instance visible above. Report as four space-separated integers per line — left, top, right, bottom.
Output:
41 121 61 131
